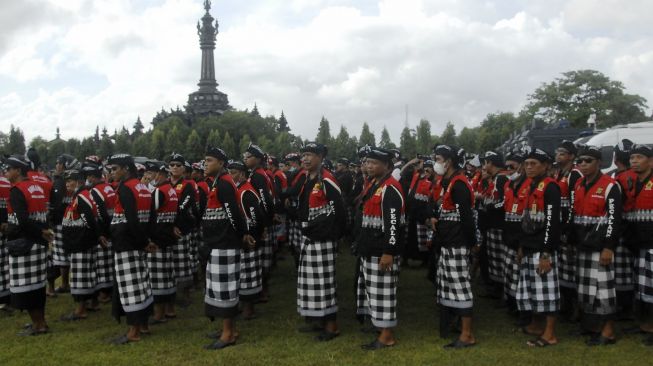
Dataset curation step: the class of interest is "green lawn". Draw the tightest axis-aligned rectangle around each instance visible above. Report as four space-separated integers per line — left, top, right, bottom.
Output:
1 248 650 366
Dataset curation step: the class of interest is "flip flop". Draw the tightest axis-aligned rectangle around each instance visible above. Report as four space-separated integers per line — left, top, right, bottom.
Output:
204 339 236 350
527 337 556 347
110 335 138 345
586 335 616 346
60 313 87 322
361 339 395 350
443 339 476 349
315 331 340 342
17 327 49 336
206 331 240 340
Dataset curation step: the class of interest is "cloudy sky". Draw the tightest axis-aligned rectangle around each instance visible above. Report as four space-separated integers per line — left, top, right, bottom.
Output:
1 0 652 144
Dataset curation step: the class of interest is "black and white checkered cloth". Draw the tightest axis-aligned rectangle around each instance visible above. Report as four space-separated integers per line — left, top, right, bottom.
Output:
114 250 153 313
635 249 653 305
261 227 275 273
558 242 577 289
9 242 48 293
503 246 520 298
577 250 616 316
146 247 176 298
288 221 302 250
0 239 10 300
416 222 431 253
436 246 473 309
356 256 399 328
95 241 114 289
297 237 338 317
51 224 69 266
189 229 200 274
69 249 97 297
486 228 505 283
517 252 560 313
240 248 262 299
171 233 193 286
204 248 240 312
614 241 634 291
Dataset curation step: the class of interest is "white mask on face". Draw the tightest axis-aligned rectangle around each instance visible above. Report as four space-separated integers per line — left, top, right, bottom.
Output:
433 162 447 176
508 171 521 181
85 179 91 186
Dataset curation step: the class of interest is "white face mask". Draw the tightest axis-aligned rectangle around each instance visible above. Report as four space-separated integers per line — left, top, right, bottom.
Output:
85 179 91 186
508 171 521 181
433 162 447 176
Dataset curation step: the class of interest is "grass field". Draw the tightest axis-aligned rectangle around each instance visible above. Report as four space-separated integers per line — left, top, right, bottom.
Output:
1 247 651 366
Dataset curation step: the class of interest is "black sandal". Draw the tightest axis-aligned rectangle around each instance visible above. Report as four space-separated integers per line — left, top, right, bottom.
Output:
444 339 476 349
527 337 556 347
110 335 135 345
18 327 49 336
204 339 236 350
60 313 87 322
586 335 616 346
361 339 395 350
315 331 340 342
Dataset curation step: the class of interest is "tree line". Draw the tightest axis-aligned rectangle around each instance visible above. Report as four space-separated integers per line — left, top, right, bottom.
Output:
1 69 650 166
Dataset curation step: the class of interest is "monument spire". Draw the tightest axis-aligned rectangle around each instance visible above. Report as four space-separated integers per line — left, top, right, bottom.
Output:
186 0 229 120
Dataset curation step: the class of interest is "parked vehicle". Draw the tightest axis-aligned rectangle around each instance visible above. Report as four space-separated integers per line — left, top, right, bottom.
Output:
579 121 653 173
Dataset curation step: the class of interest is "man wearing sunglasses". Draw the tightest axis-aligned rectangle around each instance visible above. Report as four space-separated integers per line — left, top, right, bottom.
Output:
554 140 583 322
571 146 621 346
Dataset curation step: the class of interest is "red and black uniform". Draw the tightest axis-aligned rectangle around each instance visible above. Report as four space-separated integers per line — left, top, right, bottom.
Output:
0 177 10 304
405 171 432 260
502 176 531 300
572 173 621 319
196 179 210 219
250 167 275 226
111 178 152 252
482 171 509 284
236 180 264 302
613 168 638 298
89 181 116 291
150 181 179 248
201 172 246 250
6 179 49 311
171 178 199 236
555 167 583 292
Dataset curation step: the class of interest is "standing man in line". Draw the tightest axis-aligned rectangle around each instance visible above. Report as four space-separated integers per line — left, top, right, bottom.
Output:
430 145 477 349
5 155 53 336
571 146 621 345
296 142 345 342
0 168 11 310
202 147 253 350
108 154 156 345
517 148 561 347
356 148 405 350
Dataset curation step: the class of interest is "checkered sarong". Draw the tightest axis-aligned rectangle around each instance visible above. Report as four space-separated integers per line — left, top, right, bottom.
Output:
297 237 338 317
114 250 153 313
205 249 240 315
503 246 520 298
189 229 200 274
288 221 302 250
577 250 616 316
356 256 399 328
52 224 69 266
146 247 176 298
416 222 431 253
96 242 114 289
9 242 48 293
171 233 193 286
0 239 9 300
636 249 653 304
437 246 473 309
614 242 634 291
486 228 505 283
240 248 262 298
517 252 560 313
261 227 275 273
558 242 577 289
69 249 97 297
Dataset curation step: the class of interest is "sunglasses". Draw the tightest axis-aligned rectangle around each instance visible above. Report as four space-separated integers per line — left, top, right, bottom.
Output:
506 164 518 171
169 163 183 167
576 157 596 164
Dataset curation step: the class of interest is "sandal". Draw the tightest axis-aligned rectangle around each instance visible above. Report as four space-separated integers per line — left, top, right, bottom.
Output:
110 335 139 345
60 313 87 322
204 339 236 350
361 339 395 350
17 327 49 336
443 339 476 349
165 313 177 319
586 335 616 346
527 337 556 347
315 331 340 342
206 331 240 340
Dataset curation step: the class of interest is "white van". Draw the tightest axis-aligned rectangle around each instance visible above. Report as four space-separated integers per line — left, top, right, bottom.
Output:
576 121 653 173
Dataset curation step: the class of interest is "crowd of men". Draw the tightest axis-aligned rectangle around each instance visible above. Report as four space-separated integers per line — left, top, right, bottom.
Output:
1 136 653 351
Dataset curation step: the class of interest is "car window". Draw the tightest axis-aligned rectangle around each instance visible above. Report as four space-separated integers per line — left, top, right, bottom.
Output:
600 146 613 169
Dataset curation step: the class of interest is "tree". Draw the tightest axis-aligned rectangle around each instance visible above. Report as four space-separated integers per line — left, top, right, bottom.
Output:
166 125 183 154
250 103 260 117
440 122 457 146
524 69 648 128
457 127 479 153
29 137 49 166
94 126 100 145
114 130 131 154
415 119 433 153
239 134 252 155
66 138 82 159
7 125 26 155
379 126 396 150
149 129 166 159
79 137 97 159
133 116 145 137
478 112 517 152
132 134 151 157
359 122 375 147
185 130 203 161
399 126 417 158
316 116 333 146
205 130 221 150
221 131 237 159
278 111 290 132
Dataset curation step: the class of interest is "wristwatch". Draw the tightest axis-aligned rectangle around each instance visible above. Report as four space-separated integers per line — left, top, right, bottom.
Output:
540 252 551 261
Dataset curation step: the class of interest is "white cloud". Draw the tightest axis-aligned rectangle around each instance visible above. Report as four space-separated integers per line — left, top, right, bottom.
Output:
1 0 652 148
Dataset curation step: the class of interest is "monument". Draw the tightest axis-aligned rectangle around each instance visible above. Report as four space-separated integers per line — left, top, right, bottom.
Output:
186 0 230 118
